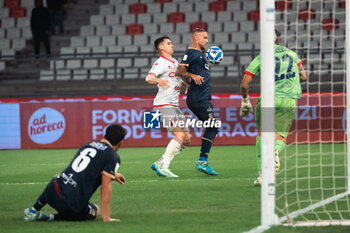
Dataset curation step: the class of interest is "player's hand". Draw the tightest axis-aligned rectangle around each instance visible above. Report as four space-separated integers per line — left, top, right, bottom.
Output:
104 217 121 222
158 79 170 90
191 74 204 85
240 96 253 117
115 173 126 185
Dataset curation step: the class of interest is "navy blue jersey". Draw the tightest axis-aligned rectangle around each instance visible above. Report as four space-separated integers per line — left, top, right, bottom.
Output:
56 142 120 213
180 48 211 103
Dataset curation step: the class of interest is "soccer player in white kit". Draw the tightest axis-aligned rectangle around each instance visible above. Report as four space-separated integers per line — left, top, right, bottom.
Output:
145 36 190 178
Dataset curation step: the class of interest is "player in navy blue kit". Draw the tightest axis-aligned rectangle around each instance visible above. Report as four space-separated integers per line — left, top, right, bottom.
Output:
24 124 126 222
175 28 220 176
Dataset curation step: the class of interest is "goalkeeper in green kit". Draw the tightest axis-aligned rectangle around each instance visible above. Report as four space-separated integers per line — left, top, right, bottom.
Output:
240 30 307 186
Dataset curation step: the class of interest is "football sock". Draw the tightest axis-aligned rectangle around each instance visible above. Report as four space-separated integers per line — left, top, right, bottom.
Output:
256 136 262 171
159 137 183 169
199 127 218 161
275 140 285 155
33 196 46 211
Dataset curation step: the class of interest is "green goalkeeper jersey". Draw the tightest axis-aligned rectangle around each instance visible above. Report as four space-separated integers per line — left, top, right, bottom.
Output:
244 44 303 100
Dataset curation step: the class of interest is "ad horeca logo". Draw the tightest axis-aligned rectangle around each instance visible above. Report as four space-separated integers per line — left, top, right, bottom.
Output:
28 107 66 144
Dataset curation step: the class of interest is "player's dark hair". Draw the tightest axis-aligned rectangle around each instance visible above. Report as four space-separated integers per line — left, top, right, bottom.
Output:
154 36 170 50
191 28 207 36
104 124 126 146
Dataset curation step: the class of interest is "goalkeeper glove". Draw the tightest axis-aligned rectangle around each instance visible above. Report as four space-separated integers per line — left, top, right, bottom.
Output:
240 96 253 117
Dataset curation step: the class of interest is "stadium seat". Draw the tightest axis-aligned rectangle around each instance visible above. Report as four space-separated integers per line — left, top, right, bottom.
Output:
118 35 132 46
153 13 167 24
0 38 10 49
40 70 54 81
275 0 292 11
121 14 136 25
127 24 143 35
233 11 247 22
2 18 15 28
133 34 149 45
226 1 241 11
90 15 105 25
50 60 65 69
175 22 189 33
100 58 115 68
223 21 238 32
240 21 255 32
194 1 209 12
137 13 152 24
248 10 260 22
322 18 339 31
210 1 226 12
179 2 194 13
60 47 75 55
242 1 257 11
298 9 316 21
139 44 154 52
80 25 95 36
185 12 200 23
117 58 132 68
208 22 223 33
0 8 9 18
217 11 232 22
340 0 345 8
16 17 29 28
96 25 111 36
56 70 71 81
102 35 116 47
83 59 98 69
6 28 20 38
0 29 5 38
130 3 147 14
231 32 246 42
108 46 123 54
143 23 158 34
147 3 161 13
167 33 181 44
92 46 107 54
76 47 91 56
111 25 126 35
99 5 114 15
90 69 105 80
1 48 15 57
163 2 178 13
160 23 174 33
86 36 101 47
73 69 88 80
66 60 82 69
201 11 216 22
4 0 20 8
168 12 185 24
106 15 120 25
190 22 208 31
134 57 150 68
114 4 129 14
213 32 229 44
71 37 85 47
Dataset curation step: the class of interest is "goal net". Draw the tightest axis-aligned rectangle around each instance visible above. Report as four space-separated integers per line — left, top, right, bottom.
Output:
273 0 349 226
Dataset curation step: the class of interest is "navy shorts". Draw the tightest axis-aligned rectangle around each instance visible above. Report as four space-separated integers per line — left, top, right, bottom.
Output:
44 178 98 221
187 100 215 121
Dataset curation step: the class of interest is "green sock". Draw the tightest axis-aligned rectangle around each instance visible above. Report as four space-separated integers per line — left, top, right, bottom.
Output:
256 136 261 170
275 140 285 154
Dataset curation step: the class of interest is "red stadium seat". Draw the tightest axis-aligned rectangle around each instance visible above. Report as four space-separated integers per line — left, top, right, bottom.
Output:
10 7 26 18
190 22 208 31
210 1 227 12
130 3 147 14
322 18 339 31
4 0 20 8
298 9 315 21
339 0 345 8
248 10 260 22
275 0 292 11
127 24 143 35
168 12 185 24
155 0 171 3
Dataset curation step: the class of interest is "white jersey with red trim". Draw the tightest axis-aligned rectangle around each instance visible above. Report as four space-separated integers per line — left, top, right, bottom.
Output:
148 56 182 107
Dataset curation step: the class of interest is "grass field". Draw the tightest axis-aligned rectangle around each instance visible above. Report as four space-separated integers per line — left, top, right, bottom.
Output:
1 145 350 233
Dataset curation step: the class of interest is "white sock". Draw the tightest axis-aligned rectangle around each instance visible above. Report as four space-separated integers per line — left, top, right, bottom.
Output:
159 138 183 169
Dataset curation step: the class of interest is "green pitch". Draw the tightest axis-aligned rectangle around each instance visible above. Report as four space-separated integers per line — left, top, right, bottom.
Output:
0 145 349 233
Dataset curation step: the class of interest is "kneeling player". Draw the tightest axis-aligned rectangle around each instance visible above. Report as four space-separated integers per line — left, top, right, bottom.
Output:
24 124 126 222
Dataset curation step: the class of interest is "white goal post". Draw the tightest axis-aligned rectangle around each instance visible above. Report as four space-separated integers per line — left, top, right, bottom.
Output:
247 0 350 232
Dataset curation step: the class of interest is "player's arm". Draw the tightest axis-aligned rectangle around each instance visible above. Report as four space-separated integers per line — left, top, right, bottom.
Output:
240 73 254 117
145 73 170 90
175 64 204 85
298 63 307 82
100 171 125 222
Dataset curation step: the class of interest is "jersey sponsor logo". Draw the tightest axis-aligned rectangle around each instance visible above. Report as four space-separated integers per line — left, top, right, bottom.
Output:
174 86 181 91
61 172 77 188
28 107 66 144
168 72 175 78
154 63 158 66
168 65 171 69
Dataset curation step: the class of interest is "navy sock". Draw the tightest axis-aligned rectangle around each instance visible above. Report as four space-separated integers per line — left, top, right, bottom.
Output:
199 127 218 161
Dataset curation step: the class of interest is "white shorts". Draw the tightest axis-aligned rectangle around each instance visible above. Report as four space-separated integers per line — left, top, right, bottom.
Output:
153 106 189 132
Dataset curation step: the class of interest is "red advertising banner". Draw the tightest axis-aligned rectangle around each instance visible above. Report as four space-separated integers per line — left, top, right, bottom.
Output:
20 94 347 149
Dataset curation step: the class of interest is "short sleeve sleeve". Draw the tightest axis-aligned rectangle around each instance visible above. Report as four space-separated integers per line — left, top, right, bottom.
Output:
245 54 261 76
102 151 121 178
180 51 195 66
149 59 164 77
